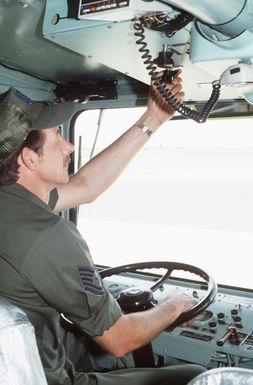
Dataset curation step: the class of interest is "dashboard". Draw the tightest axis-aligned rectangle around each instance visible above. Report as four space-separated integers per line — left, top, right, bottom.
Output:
103 272 253 369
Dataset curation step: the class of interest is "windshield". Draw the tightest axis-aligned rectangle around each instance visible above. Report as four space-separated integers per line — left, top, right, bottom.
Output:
74 108 253 290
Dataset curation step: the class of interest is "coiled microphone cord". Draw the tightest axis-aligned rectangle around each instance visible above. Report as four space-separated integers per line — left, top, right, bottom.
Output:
134 19 221 123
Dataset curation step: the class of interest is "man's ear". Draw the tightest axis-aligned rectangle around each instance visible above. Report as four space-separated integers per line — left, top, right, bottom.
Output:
19 147 39 171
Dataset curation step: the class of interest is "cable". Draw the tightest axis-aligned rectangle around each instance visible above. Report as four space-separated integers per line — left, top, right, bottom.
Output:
134 18 221 123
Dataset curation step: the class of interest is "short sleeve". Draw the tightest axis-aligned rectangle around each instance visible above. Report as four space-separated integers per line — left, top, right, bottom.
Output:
22 219 122 337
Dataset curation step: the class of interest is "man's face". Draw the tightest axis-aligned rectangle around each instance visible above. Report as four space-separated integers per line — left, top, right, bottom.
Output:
36 127 74 187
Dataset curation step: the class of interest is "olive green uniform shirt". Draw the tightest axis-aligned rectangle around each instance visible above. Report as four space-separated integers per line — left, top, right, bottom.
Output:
0 183 122 385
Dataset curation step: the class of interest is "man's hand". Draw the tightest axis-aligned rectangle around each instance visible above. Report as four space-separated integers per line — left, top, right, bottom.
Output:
137 70 184 133
163 288 198 327
146 70 184 129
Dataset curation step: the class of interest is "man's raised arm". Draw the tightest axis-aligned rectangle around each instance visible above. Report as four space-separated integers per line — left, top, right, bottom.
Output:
54 74 184 212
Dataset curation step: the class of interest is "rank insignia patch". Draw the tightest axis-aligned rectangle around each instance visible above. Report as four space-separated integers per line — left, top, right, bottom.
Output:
78 267 104 295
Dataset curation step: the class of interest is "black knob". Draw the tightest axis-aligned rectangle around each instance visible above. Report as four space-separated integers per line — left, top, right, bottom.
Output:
231 309 238 316
235 323 243 329
217 312 225 319
233 316 241 323
209 321 217 328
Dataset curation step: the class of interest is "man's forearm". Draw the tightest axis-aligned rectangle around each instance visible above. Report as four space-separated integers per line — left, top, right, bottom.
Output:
55 117 161 211
93 291 195 357
54 76 183 212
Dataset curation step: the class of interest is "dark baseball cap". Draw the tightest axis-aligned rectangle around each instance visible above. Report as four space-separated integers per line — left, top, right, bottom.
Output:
0 87 74 164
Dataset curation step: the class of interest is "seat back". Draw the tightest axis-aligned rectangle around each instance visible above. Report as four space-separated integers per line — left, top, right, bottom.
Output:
187 367 253 385
0 295 47 385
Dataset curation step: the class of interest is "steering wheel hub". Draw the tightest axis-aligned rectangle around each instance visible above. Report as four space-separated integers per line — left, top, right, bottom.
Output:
117 287 155 313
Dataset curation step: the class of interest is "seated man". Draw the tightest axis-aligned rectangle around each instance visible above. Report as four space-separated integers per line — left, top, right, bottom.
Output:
0 81 205 385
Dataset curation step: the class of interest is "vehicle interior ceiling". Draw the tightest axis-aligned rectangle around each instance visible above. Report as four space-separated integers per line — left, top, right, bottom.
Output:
1 0 253 116
1 0 253 378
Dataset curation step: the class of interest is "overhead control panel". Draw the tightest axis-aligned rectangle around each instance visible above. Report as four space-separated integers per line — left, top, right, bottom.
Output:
77 0 171 20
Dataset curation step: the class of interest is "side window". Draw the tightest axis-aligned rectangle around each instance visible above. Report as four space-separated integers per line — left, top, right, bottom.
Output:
74 109 253 289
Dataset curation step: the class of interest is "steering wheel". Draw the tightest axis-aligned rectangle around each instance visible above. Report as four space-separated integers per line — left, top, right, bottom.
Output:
100 261 217 329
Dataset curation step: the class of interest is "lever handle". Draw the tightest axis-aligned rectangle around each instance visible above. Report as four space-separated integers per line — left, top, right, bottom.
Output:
217 326 238 346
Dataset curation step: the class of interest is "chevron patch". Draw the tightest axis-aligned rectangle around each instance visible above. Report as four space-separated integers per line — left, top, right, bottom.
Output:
78 267 104 295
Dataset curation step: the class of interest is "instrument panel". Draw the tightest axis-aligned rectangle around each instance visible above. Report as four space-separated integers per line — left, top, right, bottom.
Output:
103 273 253 369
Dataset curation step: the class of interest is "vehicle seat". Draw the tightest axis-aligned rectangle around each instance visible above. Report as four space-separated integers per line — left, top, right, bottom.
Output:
0 295 47 385
187 367 253 385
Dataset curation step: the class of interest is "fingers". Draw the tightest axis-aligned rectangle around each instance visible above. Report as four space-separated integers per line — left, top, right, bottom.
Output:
150 81 183 107
153 71 184 101
169 82 183 96
146 69 185 123
168 74 183 91
166 289 197 311
168 77 185 104
180 319 195 328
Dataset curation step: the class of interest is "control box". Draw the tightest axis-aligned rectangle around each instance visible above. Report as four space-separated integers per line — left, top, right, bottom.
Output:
77 0 171 21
